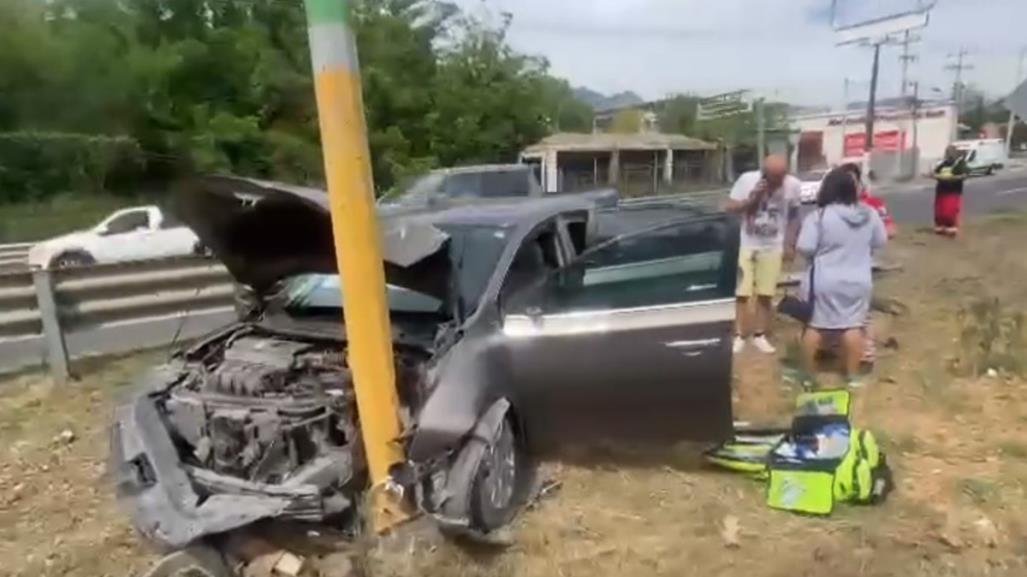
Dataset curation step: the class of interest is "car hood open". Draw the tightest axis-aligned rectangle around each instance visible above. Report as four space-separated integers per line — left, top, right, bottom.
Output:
175 176 452 300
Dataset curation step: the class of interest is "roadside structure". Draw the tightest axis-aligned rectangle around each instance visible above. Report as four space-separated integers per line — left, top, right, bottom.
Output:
791 102 957 179
521 132 723 197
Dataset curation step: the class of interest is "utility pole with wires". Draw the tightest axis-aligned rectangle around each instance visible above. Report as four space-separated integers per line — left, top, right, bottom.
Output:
945 47 974 138
1006 47 1026 156
898 30 920 97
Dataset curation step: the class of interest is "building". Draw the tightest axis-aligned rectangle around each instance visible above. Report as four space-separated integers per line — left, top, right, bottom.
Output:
791 102 958 179
521 132 723 197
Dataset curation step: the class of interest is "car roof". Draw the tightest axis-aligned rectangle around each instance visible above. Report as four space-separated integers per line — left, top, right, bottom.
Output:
394 195 593 230
595 201 721 239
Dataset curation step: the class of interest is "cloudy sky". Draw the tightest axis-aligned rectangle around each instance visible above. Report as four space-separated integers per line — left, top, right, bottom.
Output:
453 0 1027 107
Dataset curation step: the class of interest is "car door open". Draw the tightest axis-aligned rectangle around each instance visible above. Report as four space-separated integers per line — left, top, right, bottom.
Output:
501 215 740 450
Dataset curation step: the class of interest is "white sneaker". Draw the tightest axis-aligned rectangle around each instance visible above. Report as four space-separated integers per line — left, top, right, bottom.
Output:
732 336 746 354
752 335 777 354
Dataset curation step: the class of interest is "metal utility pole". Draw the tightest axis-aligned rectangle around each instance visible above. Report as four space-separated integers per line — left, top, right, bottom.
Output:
302 0 411 532
864 43 882 170
945 47 974 138
1006 47 1026 156
909 81 921 178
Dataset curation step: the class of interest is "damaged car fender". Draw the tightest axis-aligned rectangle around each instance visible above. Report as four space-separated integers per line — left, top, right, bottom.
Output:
431 397 535 536
407 329 514 462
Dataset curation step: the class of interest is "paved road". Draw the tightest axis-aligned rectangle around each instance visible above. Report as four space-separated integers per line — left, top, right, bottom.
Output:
878 170 1027 225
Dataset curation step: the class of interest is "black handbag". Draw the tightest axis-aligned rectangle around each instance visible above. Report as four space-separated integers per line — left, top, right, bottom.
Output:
778 210 823 324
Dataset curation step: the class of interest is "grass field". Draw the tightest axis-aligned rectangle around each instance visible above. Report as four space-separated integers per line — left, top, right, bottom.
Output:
1 211 1026 577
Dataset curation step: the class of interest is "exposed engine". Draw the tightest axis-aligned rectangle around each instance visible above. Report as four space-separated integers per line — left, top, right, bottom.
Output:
162 334 364 495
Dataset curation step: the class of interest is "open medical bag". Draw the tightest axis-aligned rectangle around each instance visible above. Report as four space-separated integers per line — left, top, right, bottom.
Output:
707 390 893 515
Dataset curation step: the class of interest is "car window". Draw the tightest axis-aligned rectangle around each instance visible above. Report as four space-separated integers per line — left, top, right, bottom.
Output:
510 218 733 314
104 210 150 234
159 212 183 229
444 170 532 199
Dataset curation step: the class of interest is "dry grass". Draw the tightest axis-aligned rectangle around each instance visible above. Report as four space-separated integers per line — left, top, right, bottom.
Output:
2 213 1027 577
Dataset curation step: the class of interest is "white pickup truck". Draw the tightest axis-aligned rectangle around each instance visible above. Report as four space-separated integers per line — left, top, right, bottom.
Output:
27 205 202 269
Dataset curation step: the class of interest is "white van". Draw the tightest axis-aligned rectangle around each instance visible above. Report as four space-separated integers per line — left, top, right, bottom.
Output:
953 139 1007 176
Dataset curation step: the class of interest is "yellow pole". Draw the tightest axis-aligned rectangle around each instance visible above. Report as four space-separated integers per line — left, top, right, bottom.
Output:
303 0 411 532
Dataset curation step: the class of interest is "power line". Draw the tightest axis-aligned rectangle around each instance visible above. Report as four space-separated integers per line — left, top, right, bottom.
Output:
944 47 974 137
945 47 974 103
898 30 921 97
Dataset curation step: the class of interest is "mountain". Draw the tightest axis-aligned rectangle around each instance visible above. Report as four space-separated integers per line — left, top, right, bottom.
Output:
573 87 645 112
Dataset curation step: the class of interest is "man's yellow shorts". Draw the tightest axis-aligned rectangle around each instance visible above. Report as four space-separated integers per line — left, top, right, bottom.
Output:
737 248 783 298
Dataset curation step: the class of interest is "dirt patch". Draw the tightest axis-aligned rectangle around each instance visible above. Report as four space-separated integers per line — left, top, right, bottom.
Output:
2 213 1026 577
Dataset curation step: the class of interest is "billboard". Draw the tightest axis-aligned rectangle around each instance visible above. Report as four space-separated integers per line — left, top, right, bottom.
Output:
697 91 751 122
831 0 935 44
831 0 936 30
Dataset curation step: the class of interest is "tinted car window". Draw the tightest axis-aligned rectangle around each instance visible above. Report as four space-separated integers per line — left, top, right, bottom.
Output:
443 170 533 199
512 218 732 314
105 211 150 234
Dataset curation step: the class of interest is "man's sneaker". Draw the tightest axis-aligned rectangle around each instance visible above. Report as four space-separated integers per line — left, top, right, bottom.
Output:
732 336 746 354
752 335 777 354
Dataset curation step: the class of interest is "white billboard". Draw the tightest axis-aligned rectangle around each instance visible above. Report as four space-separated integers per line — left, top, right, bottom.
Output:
831 0 936 44
831 0 936 30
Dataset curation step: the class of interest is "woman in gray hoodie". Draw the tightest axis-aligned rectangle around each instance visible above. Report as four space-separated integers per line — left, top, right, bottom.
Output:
796 167 888 388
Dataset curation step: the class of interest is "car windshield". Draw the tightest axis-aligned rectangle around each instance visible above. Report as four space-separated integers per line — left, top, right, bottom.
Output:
282 224 512 318
387 169 533 204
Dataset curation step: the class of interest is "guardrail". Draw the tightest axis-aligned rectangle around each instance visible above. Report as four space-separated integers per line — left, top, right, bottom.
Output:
0 256 235 380
0 242 31 274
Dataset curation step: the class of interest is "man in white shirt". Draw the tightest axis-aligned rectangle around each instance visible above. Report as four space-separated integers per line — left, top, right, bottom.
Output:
725 155 802 354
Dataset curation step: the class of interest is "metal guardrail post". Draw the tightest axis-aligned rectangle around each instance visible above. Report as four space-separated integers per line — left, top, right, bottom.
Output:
32 269 70 382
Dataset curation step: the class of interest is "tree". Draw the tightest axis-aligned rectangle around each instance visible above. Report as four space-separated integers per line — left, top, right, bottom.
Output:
609 109 644 133
658 95 701 135
0 0 589 199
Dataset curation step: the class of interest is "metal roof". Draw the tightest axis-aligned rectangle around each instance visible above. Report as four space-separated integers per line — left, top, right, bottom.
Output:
524 132 717 154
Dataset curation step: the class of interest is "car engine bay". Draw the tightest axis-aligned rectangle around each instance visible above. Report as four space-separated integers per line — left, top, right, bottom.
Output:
157 328 429 517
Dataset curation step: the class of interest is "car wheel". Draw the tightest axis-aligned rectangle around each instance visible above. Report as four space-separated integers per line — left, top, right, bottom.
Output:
986 165 995 176
50 252 95 269
468 417 529 532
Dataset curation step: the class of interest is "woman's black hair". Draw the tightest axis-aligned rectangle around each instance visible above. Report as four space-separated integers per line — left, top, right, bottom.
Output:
839 162 862 180
817 167 860 207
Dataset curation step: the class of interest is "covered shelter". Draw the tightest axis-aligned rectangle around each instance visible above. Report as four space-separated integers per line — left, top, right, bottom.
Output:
521 133 723 197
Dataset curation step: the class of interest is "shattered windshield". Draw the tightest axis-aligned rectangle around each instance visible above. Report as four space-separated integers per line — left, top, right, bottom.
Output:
284 224 511 318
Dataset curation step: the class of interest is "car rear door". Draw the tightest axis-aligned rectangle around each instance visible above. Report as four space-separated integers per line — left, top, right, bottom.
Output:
501 215 739 448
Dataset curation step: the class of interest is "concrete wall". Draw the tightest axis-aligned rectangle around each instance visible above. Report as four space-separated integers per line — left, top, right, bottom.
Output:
793 104 957 176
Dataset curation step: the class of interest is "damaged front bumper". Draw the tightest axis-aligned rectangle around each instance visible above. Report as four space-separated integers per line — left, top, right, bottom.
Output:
110 395 351 550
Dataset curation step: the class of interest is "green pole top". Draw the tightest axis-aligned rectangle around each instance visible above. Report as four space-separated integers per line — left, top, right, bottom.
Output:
305 0 349 26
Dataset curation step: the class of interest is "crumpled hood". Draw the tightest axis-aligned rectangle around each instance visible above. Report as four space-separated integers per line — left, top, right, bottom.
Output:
175 176 452 300
833 204 873 228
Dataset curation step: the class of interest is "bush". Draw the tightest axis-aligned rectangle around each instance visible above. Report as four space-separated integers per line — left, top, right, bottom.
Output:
0 132 144 203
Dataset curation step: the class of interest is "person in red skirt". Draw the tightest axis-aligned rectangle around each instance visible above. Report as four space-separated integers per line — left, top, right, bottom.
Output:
933 146 969 237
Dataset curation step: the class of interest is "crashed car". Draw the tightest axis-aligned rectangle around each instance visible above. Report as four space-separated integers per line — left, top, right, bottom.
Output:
110 176 740 549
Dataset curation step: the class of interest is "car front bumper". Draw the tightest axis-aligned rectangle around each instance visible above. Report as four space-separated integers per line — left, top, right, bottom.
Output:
110 393 351 549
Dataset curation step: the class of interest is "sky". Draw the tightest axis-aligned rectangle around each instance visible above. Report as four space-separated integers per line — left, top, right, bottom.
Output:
453 0 1027 108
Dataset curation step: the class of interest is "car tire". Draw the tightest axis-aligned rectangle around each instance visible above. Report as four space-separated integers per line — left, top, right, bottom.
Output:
466 416 533 533
986 165 995 176
50 251 95 269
